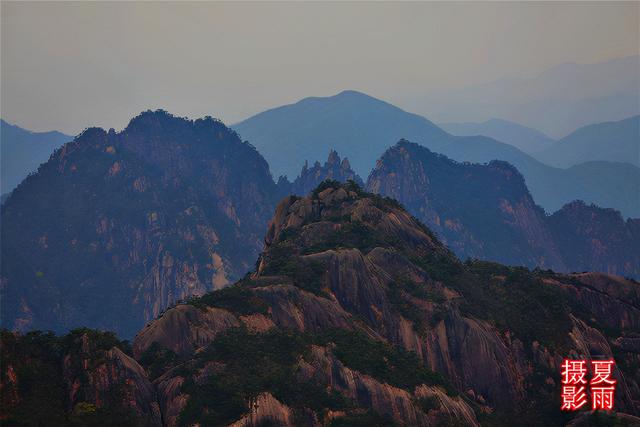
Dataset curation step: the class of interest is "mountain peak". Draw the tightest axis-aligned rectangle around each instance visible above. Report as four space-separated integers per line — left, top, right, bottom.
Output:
258 180 449 277
279 150 364 197
332 89 373 99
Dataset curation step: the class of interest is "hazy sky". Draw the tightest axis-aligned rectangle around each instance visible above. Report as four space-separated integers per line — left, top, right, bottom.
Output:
1 1 638 134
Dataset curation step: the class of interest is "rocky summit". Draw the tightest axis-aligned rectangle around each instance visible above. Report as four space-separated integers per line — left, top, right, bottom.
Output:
3 182 638 426
367 140 640 279
277 149 364 197
0 110 279 337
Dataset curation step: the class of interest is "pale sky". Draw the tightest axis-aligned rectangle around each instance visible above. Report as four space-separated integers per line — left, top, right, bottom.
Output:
1 1 638 134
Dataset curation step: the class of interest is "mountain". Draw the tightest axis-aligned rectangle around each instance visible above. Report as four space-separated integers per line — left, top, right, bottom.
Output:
418 55 640 138
0 110 279 338
277 149 364 197
367 141 640 279
548 201 640 277
232 90 448 180
3 182 639 426
534 115 640 168
367 140 566 271
233 90 640 218
0 119 72 194
439 118 556 154
433 138 640 219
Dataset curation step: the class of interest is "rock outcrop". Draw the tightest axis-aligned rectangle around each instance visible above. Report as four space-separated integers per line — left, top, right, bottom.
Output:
277 149 364 197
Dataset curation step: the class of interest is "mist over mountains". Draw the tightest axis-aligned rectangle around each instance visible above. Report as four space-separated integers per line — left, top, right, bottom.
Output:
234 90 640 218
0 119 72 195
1 108 639 426
440 118 556 154
536 115 640 168
2 109 638 341
417 55 640 138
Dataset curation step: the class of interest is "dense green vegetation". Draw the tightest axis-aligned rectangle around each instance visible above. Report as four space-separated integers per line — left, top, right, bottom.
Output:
187 285 270 315
178 328 351 426
137 341 180 380
175 326 456 426
316 329 456 395
455 260 573 351
0 329 139 427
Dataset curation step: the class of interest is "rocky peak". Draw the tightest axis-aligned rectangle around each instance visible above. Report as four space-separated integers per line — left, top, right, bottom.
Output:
326 149 340 165
277 150 364 197
367 140 565 270
1 111 280 338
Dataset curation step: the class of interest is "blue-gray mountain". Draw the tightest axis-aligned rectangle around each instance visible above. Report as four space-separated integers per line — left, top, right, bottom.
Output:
367 141 640 279
232 90 448 180
419 55 640 138
439 118 555 154
534 115 639 168
233 90 640 218
0 119 72 194
1 111 279 338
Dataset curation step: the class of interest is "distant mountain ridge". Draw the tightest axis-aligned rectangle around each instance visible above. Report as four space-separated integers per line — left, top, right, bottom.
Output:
534 115 639 168
234 90 640 218
419 55 640 137
0 119 72 194
232 90 447 180
439 118 556 154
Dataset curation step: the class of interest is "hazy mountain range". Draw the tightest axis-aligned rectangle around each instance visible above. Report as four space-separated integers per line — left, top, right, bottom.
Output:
417 55 640 138
234 90 639 218
439 118 556 154
2 111 638 341
0 119 71 195
442 115 640 168
536 115 639 168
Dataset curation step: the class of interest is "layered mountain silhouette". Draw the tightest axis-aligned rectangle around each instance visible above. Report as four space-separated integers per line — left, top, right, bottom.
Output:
233 90 640 218
2 109 638 340
367 141 640 278
232 90 447 180
2 182 638 426
439 118 556 154
0 110 279 337
0 119 72 194
277 149 364 197
419 55 640 138
534 115 640 168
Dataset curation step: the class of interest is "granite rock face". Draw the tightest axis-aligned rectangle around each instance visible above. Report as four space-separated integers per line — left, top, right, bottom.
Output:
129 183 639 425
3 182 639 426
